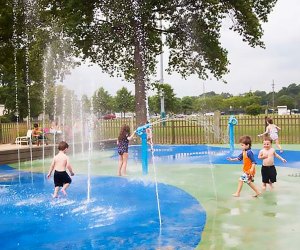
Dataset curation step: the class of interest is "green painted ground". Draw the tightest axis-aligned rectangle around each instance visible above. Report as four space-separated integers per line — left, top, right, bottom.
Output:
11 146 300 250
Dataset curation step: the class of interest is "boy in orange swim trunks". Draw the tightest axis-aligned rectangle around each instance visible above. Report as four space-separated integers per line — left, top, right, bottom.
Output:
227 135 261 197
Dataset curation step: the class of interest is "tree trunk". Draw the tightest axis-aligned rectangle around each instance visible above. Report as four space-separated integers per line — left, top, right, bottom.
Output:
133 14 147 126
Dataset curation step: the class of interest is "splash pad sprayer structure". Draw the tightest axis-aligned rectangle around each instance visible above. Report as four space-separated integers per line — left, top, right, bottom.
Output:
228 115 238 153
135 123 152 175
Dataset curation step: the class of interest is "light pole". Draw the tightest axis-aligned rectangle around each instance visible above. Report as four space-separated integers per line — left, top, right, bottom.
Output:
159 18 166 126
160 89 166 126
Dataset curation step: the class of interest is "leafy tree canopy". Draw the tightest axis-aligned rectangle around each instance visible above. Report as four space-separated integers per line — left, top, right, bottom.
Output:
38 0 277 123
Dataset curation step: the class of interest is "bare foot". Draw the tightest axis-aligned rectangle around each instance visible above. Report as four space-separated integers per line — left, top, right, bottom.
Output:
61 189 67 196
52 194 58 198
232 193 240 197
280 149 283 153
252 192 261 197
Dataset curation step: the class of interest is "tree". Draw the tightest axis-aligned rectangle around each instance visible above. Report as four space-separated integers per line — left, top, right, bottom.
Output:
0 1 77 122
277 95 295 110
92 87 113 116
152 83 177 114
245 104 262 116
114 87 134 117
181 96 194 115
81 94 91 114
148 95 160 115
39 0 277 125
277 83 300 98
253 90 268 105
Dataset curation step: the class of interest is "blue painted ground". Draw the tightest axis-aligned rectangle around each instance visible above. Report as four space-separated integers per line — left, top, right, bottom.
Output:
0 166 206 250
127 145 300 168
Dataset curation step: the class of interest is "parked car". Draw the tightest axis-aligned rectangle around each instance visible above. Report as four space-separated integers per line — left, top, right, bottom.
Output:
204 112 214 116
175 114 185 118
103 113 116 120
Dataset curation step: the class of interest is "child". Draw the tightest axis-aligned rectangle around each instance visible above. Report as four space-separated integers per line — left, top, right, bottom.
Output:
227 135 261 197
146 121 153 145
32 123 48 146
258 137 287 191
32 123 43 146
258 117 283 153
47 141 74 198
117 124 135 176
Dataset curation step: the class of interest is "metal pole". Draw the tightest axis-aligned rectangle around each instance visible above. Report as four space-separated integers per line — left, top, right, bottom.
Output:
272 80 275 111
159 18 166 126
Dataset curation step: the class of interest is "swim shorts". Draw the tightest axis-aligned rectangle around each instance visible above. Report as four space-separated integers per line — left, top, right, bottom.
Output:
240 173 254 183
54 170 72 187
261 165 277 183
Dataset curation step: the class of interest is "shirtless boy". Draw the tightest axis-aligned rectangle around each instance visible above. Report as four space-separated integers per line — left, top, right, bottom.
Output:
47 141 74 198
258 137 287 191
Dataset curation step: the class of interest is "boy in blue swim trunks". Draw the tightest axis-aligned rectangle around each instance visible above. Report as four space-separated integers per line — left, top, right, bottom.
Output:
47 141 74 198
227 135 261 197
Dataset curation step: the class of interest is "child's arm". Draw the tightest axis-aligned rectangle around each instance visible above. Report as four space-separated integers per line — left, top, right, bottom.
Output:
274 152 287 163
127 131 136 140
258 149 268 159
47 158 55 178
227 152 242 162
258 127 269 137
226 157 239 162
275 125 281 130
66 156 75 176
250 163 256 176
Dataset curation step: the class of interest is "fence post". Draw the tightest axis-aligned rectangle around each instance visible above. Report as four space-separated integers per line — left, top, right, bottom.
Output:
214 110 221 143
171 120 175 144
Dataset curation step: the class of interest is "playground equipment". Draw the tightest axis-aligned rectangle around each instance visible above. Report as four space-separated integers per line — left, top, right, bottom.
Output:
228 115 238 153
135 123 151 175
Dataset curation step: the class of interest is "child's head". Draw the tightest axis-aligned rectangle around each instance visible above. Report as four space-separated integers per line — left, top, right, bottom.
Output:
121 124 130 133
263 137 272 149
33 123 38 128
118 124 130 140
239 135 252 149
266 117 273 124
58 141 69 151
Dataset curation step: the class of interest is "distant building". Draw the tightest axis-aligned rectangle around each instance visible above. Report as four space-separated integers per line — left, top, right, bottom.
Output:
277 106 290 115
0 104 4 116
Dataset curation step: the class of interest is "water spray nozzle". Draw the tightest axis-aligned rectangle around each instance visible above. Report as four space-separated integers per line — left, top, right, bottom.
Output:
135 123 151 136
228 115 238 126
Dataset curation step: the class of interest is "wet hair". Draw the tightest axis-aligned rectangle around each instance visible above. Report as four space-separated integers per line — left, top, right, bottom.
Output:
33 123 38 128
58 141 69 151
118 124 130 141
263 136 273 143
239 135 252 148
266 117 273 124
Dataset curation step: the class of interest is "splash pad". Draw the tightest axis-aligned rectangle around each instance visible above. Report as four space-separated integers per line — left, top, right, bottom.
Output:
1 144 300 249
0 155 206 249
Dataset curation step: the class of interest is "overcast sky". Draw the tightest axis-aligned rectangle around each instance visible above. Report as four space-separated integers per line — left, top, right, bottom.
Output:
63 0 300 98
